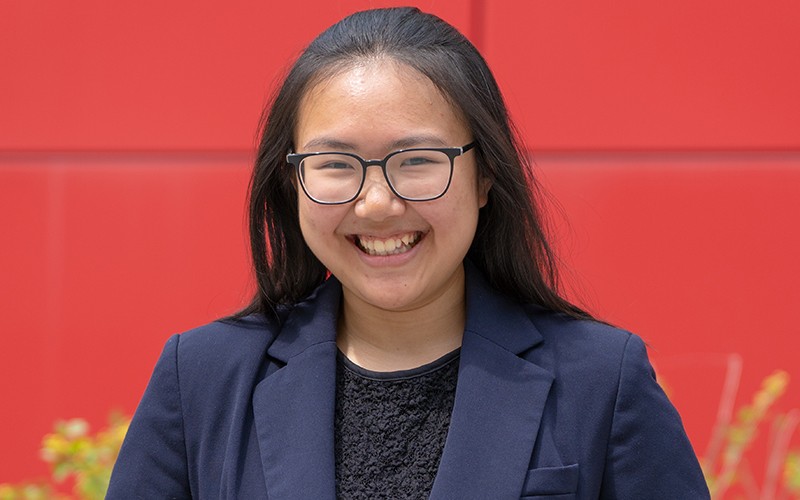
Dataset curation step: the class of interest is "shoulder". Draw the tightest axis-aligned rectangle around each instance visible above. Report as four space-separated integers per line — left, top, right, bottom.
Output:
520 306 659 416
524 305 640 370
524 310 710 496
177 313 280 356
108 312 287 496
168 312 285 392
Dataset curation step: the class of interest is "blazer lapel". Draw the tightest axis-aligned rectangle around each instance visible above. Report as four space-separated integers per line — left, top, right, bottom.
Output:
252 279 341 500
430 265 554 500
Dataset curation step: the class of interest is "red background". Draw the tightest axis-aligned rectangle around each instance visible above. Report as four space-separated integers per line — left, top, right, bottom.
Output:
2 0 799 494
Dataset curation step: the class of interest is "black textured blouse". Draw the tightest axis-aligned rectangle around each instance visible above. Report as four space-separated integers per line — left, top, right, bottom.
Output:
334 349 460 500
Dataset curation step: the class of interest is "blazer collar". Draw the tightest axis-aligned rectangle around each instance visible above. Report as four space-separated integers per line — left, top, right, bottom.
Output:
463 259 544 354
265 276 342 364
430 262 553 499
253 263 553 499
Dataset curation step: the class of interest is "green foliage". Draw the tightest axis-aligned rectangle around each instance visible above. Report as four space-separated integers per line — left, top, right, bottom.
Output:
700 369 800 499
0 415 129 500
787 452 800 494
0 484 60 500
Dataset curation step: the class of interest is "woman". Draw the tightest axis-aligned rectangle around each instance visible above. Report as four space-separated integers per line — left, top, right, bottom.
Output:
108 7 709 499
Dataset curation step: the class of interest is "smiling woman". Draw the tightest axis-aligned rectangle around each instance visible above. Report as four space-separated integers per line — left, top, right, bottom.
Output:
107 7 710 499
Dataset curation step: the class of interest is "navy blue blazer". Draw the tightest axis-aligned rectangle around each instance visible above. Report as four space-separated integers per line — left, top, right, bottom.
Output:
108 265 709 499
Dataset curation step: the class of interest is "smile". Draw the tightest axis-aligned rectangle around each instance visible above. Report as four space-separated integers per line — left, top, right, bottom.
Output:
353 232 423 256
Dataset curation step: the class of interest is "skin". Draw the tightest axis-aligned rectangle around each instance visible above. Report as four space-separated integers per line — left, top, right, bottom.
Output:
295 58 490 371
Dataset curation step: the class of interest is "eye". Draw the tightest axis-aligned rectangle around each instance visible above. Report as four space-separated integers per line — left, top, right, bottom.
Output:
319 161 354 170
400 155 436 167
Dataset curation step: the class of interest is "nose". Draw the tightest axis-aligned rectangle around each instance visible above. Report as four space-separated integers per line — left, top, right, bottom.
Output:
353 167 405 221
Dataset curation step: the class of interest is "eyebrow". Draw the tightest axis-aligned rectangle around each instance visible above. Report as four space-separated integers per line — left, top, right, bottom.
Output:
300 134 450 153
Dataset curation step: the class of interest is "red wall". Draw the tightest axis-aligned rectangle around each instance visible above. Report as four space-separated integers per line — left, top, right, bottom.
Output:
2 0 799 492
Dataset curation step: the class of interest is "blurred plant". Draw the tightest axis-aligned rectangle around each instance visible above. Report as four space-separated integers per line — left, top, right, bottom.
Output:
0 484 61 500
786 452 800 495
0 414 129 500
697 361 800 499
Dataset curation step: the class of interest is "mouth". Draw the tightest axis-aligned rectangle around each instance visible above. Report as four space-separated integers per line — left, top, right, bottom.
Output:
350 231 424 256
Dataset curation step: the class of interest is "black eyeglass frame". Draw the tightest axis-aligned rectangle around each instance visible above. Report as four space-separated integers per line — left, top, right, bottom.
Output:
286 142 477 205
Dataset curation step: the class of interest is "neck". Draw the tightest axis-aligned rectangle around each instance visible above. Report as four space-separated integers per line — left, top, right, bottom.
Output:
337 269 466 372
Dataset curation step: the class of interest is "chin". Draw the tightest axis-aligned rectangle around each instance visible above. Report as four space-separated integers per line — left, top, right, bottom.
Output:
348 286 424 312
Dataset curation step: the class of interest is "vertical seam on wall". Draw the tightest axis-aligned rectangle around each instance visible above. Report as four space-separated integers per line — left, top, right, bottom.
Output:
469 0 486 52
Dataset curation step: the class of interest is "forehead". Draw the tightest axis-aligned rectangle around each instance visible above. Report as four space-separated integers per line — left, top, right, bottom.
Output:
294 59 468 152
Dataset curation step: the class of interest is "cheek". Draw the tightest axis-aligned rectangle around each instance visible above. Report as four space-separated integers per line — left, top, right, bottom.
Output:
451 169 488 211
297 198 319 244
298 199 345 245
423 187 480 237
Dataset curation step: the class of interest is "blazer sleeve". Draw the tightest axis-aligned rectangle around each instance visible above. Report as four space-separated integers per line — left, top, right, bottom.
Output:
600 334 710 499
107 334 192 499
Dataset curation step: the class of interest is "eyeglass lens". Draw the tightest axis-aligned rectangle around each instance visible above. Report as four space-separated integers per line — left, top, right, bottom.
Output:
299 150 452 203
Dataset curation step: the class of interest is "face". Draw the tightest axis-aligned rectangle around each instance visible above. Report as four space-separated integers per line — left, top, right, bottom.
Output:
295 59 490 314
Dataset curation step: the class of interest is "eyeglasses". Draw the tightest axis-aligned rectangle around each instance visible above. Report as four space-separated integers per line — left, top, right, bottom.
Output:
286 142 476 205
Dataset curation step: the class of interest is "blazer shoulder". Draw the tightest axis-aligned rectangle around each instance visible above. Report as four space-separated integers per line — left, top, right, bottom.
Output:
180 312 279 348
525 306 634 356
173 313 282 381
521 306 653 398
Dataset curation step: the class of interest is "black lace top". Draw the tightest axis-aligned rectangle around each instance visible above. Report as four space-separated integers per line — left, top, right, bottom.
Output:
334 349 460 499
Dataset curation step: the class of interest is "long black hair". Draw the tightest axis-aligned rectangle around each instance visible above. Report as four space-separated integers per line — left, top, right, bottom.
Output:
237 7 592 321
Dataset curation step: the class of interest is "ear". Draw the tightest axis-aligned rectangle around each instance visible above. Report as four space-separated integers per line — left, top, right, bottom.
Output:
477 176 492 208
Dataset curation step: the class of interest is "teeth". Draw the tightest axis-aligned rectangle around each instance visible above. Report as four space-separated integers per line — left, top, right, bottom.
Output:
356 232 420 256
